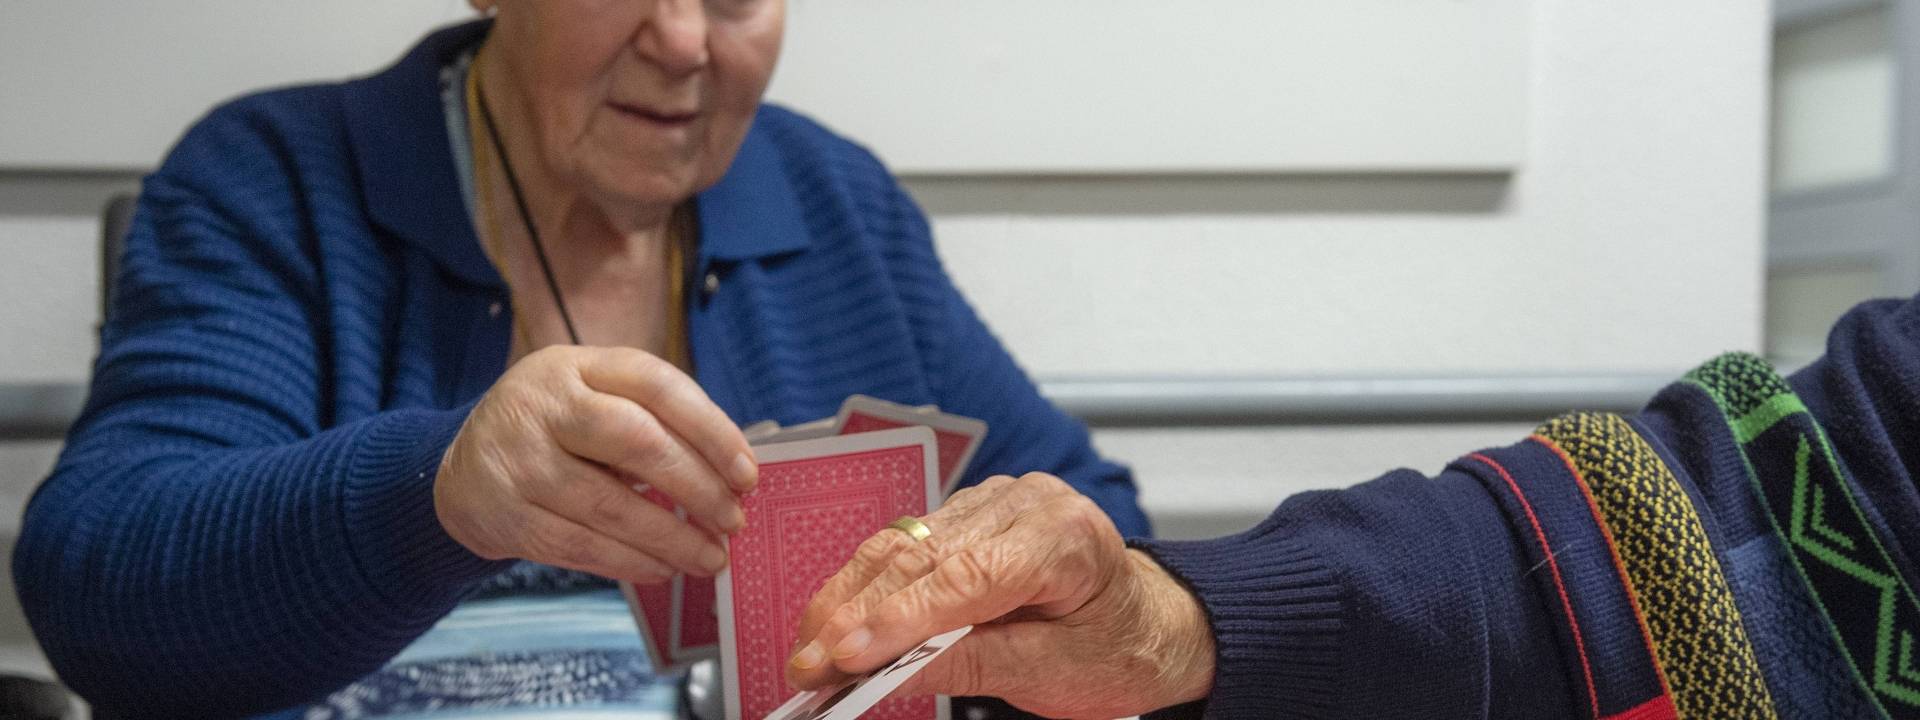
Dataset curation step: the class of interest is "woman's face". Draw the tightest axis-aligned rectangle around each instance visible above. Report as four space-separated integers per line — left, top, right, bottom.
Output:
480 0 785 210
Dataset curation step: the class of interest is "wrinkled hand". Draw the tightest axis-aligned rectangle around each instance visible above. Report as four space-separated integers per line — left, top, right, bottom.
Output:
435 345 757 584
784 473 1215 719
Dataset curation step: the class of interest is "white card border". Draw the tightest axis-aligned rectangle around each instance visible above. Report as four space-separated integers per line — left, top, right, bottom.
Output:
743 419 783 442
764 626 972 720
668 504 686 659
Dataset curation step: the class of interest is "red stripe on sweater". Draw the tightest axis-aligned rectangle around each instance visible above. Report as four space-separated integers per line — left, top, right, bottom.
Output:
1468 452 1601 720
1529 435 1678 707
1603 693 1679 720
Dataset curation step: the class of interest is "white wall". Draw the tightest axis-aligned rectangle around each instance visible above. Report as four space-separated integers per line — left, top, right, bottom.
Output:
0 1 1765 384
926 1 1767 381
0 2 476 169
2 1 1529 174
924 0 1765 534
1771 3 1894 194
0 0 1768 690
767 1 1528 173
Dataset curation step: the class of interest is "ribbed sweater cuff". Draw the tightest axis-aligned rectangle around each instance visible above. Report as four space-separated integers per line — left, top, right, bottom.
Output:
1130 522 1345 719
343 406 510 615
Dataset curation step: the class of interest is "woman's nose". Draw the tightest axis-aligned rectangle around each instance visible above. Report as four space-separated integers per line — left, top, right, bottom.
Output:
635 0 711 77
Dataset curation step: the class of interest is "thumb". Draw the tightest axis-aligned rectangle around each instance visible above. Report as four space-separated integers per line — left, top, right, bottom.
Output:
893 624 1014 699
894 620 1075 701
825 512 1100 676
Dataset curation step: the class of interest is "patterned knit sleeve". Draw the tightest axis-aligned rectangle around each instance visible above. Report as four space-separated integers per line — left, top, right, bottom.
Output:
1127 396 1800 718
1126 294 1920 719
10 98 507 718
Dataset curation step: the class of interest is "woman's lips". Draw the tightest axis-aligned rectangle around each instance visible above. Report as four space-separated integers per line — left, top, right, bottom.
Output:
610 101 698 127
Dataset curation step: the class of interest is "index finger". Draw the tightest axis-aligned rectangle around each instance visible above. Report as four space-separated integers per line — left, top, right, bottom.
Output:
793 514 1094 685
577 347 757 493
790 526 918 655
788 475 1026 653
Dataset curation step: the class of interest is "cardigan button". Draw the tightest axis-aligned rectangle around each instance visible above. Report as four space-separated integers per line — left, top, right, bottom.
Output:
703 272 720 297
487 301 502 318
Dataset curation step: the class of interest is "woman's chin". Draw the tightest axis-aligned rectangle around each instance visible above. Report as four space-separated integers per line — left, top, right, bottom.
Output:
585 169 703 210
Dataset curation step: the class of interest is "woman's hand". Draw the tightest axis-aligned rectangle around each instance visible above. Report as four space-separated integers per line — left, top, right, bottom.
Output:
784 473 1216 719
434 345 757 585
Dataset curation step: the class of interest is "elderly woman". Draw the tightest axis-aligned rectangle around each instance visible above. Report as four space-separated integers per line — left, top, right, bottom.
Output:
11 2 1146 717
787 295 1920 719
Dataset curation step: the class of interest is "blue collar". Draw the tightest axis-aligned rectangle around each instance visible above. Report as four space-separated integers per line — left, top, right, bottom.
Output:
340 20 810 289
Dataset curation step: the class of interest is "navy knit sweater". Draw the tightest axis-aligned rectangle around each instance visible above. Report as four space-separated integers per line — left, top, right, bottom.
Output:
12 22 1144 718
1133 295 1920 719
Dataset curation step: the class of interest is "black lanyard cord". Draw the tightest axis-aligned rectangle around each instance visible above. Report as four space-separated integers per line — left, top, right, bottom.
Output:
473 75 584 346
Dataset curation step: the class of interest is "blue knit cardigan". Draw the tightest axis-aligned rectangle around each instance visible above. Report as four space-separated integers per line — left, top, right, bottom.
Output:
13 21 1145 718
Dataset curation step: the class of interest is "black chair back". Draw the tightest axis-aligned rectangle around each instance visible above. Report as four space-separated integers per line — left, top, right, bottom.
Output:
100 194 137 324
0 675 74 720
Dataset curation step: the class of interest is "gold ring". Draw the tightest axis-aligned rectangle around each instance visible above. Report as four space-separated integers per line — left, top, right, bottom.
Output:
887 516 932 542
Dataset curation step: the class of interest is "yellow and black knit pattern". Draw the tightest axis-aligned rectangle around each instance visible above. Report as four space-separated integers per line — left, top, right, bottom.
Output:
1535 412 1777 720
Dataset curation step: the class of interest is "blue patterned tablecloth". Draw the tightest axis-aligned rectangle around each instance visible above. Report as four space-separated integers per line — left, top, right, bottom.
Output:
291 590 679 719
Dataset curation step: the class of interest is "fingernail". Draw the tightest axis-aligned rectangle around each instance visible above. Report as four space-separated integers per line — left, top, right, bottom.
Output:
831 627 872 660
732 453 758 492
702 545 728 574
790 641 825 670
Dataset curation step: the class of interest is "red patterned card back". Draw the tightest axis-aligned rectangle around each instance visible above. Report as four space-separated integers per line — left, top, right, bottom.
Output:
720 428 940 720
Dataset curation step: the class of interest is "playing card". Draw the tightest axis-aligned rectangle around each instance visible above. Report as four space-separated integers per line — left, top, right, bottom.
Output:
744 420 783 442
764 625 972 720
645 413 880 672
672 570 720 663
622 578 677 670
718 427 943 720
754 416 841 445
678 416 845 667
836 396 986 496
620 485 682 672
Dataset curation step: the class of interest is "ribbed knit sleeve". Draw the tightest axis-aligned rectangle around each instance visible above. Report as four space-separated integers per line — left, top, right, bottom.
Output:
1129 526 1340 718
1130 470 1577 719
11 96 507 718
